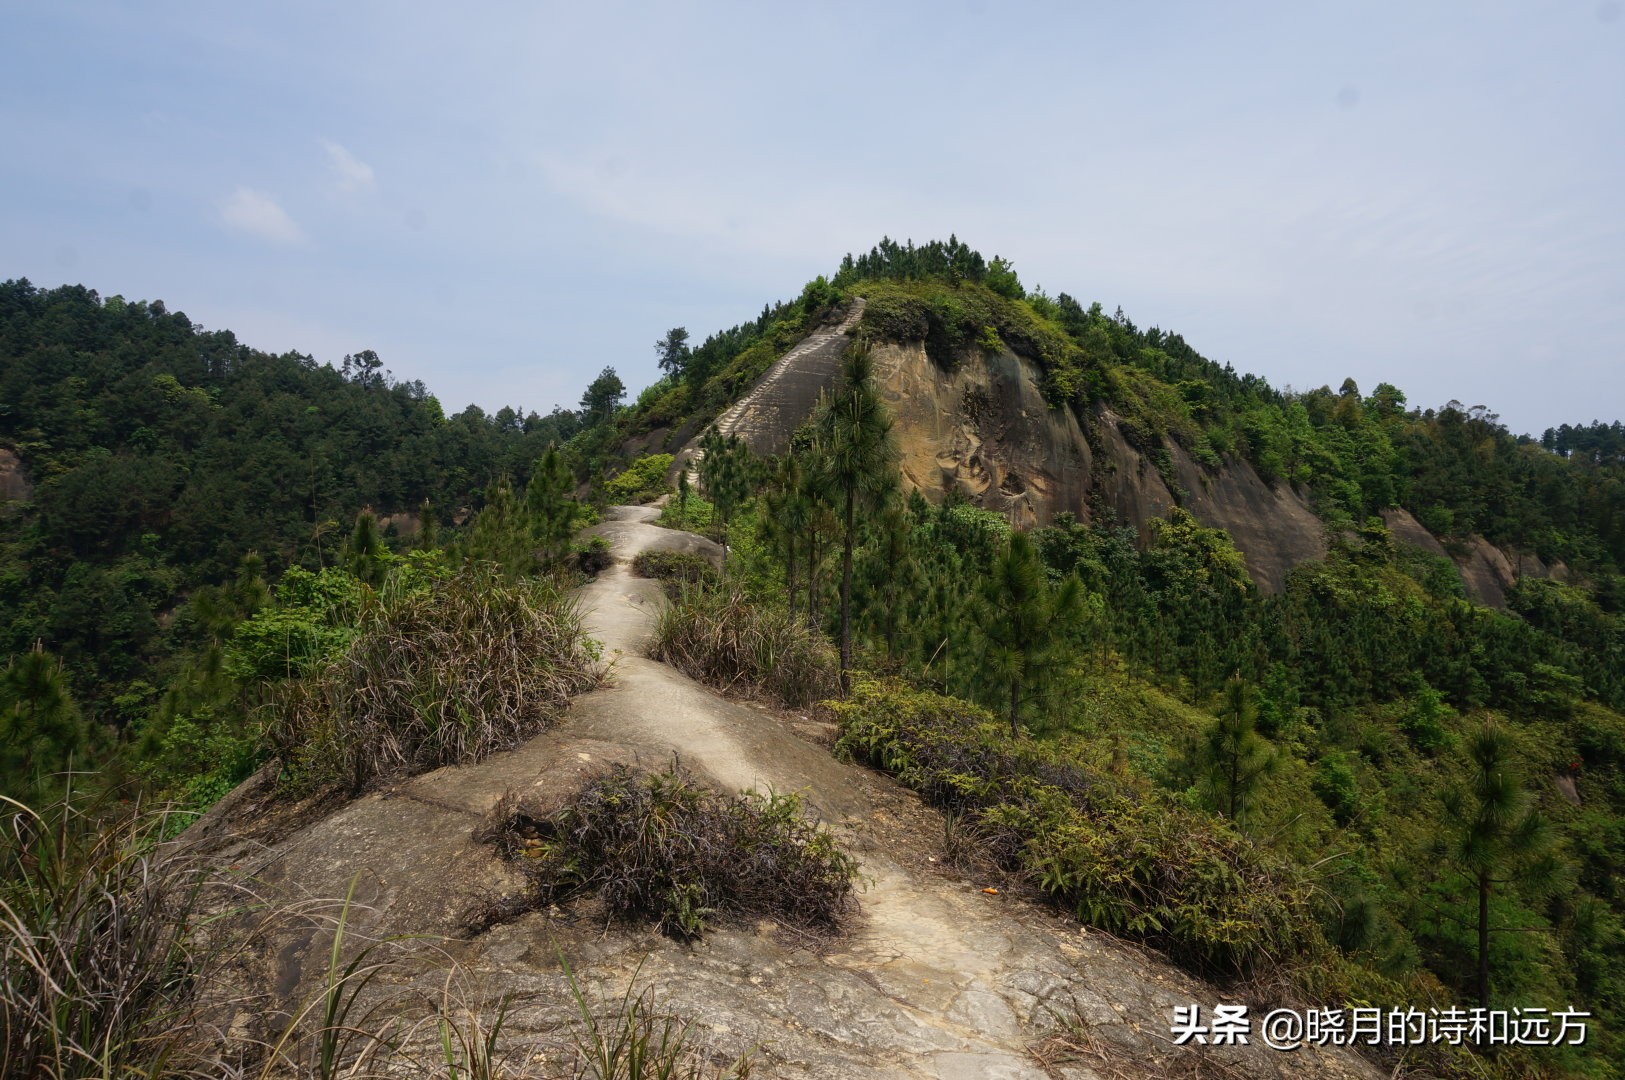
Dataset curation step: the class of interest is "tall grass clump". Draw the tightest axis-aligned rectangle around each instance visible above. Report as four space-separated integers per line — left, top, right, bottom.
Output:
631 550 717 595
471 764 858 940
649 586 837 708
266 570 602 796
830 677 1318 975
1 794 219 1080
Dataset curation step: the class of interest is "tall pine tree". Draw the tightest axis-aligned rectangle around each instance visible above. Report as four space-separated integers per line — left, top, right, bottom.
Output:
812 345 899 691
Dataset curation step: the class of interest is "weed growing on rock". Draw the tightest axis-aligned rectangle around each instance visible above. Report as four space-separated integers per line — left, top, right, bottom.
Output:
561 954 754 1080
265 570 602 796
630 550 717 595
0 793 240 1080
649 586 838 708
471 764 858 940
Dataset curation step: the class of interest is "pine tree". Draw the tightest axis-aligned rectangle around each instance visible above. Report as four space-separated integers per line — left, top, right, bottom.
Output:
525 444 575 565
343 509 388 585
1196 676 1277 824
466 478 529 577
762 454 809 618
699 430 751 564
812 345 899 691
1 644 84 797
859 498 919 661
1439 723 1562 1010
655 327 691 377
978 530 1083 737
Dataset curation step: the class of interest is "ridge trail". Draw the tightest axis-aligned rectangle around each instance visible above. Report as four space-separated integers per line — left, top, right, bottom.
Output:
194 507 1379 1080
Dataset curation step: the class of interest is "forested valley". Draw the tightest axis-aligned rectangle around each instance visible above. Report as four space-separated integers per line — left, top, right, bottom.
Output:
3 240 1624 1078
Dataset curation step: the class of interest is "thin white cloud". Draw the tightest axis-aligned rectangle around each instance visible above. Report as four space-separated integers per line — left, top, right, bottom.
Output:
322 139 375 193
217 187 306 245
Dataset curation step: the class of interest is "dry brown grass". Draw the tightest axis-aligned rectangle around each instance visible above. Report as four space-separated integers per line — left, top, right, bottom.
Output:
469 764 859 941
265 570 603 796
648 586 837 708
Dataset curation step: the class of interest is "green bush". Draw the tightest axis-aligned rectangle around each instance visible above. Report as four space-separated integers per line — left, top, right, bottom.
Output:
829 676 1319 973
606 454 675 504
264 571 601 796
658 491 714 534
473 764 858 939
632 550 717 594
649 585 839 708
575 535 613 576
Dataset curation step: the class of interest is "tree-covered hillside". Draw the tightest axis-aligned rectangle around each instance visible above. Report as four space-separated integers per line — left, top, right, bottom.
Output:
4 247 1624 1077
0 278 617 793
618 238 1625 1076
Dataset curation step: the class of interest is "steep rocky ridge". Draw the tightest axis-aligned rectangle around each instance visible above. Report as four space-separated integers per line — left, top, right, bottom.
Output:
186 509 1380 1079
667 313 1560 602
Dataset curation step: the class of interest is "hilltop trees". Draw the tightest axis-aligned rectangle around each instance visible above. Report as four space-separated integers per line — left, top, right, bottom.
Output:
579 366 626 424
655 328 691 378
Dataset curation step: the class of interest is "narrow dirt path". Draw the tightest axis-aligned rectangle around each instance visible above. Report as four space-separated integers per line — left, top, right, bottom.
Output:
195 508 1382 1080
514 507 1382 1080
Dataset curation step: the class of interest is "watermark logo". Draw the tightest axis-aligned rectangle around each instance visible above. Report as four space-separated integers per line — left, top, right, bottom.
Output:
1170 1004 1589 1051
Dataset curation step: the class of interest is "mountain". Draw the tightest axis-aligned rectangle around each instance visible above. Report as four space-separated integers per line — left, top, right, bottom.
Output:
627 240 1621 608
5 246 1624 1078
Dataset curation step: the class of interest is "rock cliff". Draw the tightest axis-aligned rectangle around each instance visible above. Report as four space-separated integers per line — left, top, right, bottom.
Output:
671 314 1552 602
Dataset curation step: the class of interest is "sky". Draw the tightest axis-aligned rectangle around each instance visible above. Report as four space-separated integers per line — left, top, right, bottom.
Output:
2 0 1622 438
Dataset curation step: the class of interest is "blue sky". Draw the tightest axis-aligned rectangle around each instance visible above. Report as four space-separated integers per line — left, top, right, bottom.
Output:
3 1 1621 436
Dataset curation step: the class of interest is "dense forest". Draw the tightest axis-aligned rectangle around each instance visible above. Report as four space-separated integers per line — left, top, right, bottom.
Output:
0 278 628 800
4 242 1624 1077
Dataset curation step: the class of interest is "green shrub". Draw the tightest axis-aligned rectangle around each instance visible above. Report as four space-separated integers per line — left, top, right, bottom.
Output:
473 764 858 940
606 454 675 504
658 491 715 534
575 535 613 576
632 550 718 594
649 585 838 707
264 571 601 796
829 676 1318 973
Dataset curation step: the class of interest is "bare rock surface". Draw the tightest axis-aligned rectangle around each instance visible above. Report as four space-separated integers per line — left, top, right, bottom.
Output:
0 447 30 503
1169 441 1327 595
869 343 1327 593
193 507 1380 1079
679 300 868 472
1381 508 1449 558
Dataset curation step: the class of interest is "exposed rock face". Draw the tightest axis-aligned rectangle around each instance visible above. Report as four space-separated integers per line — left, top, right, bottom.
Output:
0 447 30 503
705 300 868 459
674 319 1556 604
872 343 1093 531
867 342 1326 594
1383 509 1567 608
1169 442 1328 595
186 509 1380 1080
1381 508 1449 559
